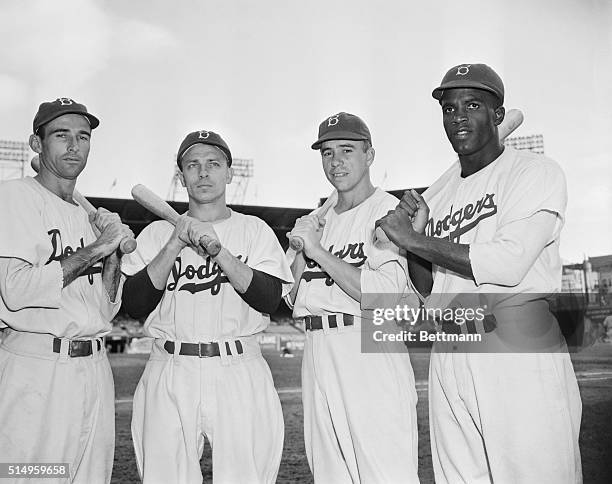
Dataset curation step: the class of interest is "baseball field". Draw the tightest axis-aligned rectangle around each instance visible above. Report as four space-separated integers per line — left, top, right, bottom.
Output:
110 343 612 483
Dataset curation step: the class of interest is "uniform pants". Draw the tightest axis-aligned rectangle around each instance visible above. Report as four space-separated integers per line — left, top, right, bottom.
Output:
131 338 284 484
302 327 420 484
429 350 582 484
0 330 115 484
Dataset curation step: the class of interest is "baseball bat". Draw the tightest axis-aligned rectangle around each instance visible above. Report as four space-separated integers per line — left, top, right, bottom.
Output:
31 156 137 254
288 190 338 252
131 184 222 257
374 108 525 244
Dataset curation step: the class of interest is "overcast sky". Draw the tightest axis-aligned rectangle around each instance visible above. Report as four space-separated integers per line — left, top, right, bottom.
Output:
1 0 610 263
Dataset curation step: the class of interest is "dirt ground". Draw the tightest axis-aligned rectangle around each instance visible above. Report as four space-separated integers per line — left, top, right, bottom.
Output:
110 344 612 483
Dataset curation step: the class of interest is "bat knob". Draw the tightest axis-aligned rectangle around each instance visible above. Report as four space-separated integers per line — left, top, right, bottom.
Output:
200 236 222 257
120 237 138 255
289 236 304 252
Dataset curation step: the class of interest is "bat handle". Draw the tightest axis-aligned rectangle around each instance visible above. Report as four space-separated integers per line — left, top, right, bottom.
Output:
119 237 137 255
200 236 222 257
289 236 304 252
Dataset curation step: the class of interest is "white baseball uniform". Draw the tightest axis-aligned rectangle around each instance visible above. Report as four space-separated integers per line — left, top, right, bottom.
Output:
291 187 419 484
0 177 119 484
420 147 582 483
121 210 293 484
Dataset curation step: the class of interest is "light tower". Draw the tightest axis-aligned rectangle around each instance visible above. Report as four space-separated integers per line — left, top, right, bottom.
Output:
504 134 544 154
227 158 254 204
0 140 30 181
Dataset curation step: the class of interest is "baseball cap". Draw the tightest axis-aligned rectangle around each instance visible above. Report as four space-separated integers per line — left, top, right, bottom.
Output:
432 64 504 104
177 130 233 167
33 98 100 133
311 112 372 150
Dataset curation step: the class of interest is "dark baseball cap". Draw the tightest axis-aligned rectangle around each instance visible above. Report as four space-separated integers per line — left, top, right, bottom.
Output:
311 112 372 150
432 64 504 104
177 130 233 167
33 98 100 133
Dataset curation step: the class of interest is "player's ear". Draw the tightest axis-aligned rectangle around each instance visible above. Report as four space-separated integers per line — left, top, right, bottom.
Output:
494 106 505 126
177 167 186 188
366 146 375 167
29 134 42 154
226 165 234 184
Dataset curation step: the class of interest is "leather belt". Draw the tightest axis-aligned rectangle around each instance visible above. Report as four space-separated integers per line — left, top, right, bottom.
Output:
304 313 354 331
439 316 496 335
52 338 102 357
164 340 244 358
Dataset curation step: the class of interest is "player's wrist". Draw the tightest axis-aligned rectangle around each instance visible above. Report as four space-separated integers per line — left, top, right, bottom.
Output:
209 246 227 261
166 237 186 253
305 243 326 261
88 239 112 260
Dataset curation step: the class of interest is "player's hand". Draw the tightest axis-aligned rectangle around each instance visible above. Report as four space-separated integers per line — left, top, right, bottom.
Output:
375 207 417 249
90 207 122 232
95 220 134 257
169 213 193 250
288 214 325 257
397 189 429 234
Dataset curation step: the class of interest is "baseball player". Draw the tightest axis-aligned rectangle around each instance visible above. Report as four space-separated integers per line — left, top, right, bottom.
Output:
121 130 294 484
0 98 133 483
376 64 582 483
286 112 419 483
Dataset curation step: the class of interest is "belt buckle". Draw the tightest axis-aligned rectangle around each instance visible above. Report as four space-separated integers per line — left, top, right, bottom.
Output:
198 342 215 358
68 339 90 357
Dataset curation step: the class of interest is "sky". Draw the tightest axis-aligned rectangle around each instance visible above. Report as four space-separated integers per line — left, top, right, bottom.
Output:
0 0 610 263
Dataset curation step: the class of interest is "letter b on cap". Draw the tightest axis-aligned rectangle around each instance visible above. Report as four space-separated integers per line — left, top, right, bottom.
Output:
57 98 74 106
327 115 340 127
198 131 210 139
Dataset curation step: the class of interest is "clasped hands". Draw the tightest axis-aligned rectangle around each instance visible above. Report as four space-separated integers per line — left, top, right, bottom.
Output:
172 214 220 257
375 189 429 248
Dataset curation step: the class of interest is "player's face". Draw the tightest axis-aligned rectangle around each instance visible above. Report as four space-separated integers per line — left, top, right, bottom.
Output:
34 114 92 180
440 88 504 158
320 140 373 194
179 144 232 204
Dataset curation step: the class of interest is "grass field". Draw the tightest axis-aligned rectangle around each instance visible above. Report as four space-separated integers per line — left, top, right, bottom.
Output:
110 343 612 483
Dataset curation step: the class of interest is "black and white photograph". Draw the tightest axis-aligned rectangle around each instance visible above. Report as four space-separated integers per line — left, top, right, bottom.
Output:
0 1 610 483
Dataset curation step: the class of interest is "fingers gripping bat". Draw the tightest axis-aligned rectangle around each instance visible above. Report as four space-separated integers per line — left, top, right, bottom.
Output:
288 190 337 252
131 184 222 257
31 155 137 254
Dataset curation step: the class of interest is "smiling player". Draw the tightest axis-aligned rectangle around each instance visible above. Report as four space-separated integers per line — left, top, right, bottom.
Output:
287 112 419 483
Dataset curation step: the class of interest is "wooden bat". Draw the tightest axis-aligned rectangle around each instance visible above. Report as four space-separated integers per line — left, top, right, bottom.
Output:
374 108 525 244
288 190 338 252
31 156 137 254
131 184 222 257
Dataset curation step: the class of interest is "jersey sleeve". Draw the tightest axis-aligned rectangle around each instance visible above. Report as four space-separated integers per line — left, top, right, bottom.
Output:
360 193 410 310
96 273 125 322
0 181 63 309
469 156 567 287
470 210 559 287
121 221 173 276
247 219 294 297
498 156 567 229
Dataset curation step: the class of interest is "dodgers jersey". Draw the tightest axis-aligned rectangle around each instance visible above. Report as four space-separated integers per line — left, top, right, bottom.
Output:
423 147 567 314
121 210 293 342
0 177 120 338
292 188 408 317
